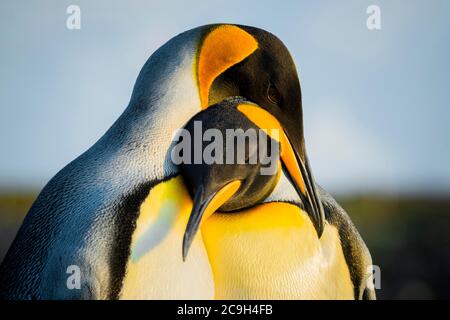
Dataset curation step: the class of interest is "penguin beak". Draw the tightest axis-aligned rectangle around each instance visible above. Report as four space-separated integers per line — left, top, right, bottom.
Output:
237 104 325 238
284 138 325 238
182 180 241 261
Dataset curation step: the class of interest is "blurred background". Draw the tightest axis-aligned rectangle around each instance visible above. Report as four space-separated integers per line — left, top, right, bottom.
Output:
1 0 449 299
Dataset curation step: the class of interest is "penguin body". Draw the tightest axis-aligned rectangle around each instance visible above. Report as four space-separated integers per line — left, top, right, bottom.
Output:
0 24 375 300
118 178 358 300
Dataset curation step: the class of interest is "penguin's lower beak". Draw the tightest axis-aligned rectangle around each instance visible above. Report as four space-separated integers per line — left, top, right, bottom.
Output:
182 180 241 261
283 136 325 238
237 104 325 238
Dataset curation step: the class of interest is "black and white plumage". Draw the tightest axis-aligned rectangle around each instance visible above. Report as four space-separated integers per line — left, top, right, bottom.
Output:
0 24 375 300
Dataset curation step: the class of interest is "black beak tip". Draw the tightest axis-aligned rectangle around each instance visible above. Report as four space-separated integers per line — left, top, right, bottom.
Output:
315 216 324 238
182 233 191 262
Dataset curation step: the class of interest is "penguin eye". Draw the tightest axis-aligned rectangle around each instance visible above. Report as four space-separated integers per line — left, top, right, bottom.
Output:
266 82 281 105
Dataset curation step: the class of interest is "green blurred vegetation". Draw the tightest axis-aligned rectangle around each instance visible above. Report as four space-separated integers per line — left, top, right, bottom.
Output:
0 192 449 299
340 195 450 299
0 192 36 262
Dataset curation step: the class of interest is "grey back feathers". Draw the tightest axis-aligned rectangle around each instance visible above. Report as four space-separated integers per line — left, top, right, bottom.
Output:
0 27 204 299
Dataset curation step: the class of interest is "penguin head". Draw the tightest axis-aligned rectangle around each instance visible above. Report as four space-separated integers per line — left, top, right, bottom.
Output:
195 25 325 238
179 98 280 211
177 98 283 259
207 26 304 155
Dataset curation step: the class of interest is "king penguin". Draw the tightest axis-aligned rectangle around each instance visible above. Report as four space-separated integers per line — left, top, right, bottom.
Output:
0 24 375 300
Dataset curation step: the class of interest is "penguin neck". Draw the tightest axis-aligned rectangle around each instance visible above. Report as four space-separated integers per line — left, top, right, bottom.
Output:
99 28 203 186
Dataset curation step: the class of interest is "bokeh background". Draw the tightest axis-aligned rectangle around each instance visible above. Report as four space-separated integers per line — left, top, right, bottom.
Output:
1 0 449 299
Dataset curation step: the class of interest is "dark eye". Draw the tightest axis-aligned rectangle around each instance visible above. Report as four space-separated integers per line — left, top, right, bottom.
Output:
266 82 281 105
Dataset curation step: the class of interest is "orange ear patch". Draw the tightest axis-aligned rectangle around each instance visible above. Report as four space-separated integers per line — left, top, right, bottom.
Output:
237 103 307 195
198 25 258 108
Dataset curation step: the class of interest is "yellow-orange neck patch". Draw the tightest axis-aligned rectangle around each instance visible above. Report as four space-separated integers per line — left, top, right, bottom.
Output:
237 103 307 195
198 25 258 108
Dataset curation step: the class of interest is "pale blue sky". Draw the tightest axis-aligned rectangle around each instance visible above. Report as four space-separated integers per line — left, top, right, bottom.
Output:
1 0 449 195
